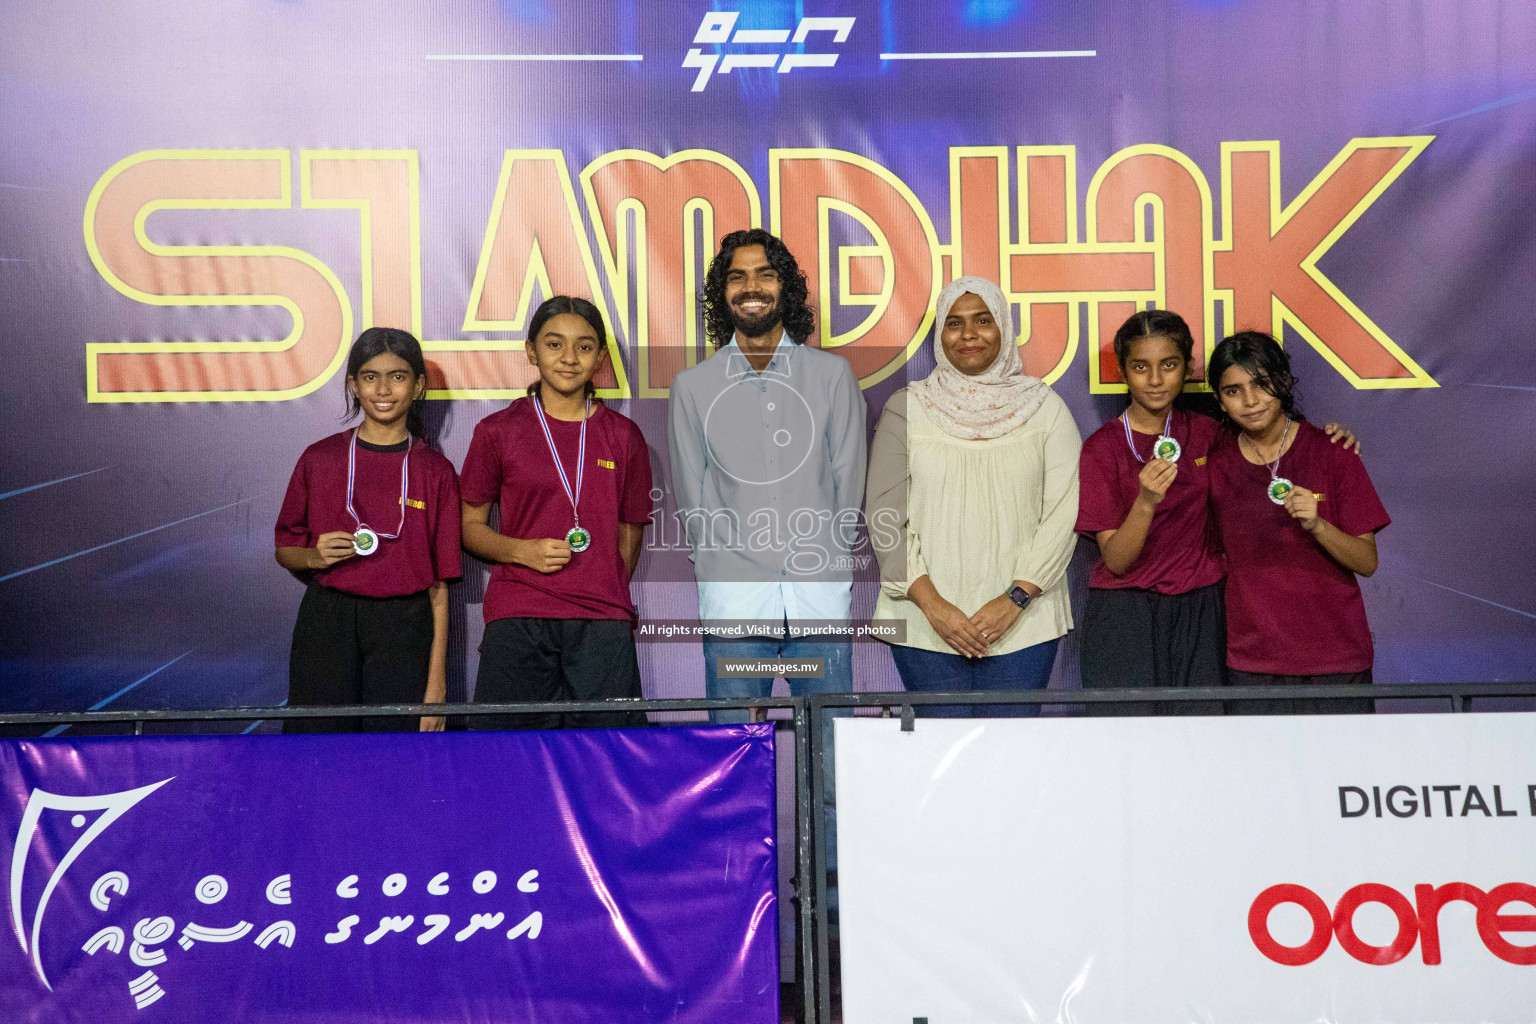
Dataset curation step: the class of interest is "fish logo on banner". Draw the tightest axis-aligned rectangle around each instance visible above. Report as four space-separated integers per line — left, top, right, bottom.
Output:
7 780 547 1015
683 11 855 91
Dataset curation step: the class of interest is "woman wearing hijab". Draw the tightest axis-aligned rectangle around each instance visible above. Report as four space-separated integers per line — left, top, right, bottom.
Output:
866 277 1081 716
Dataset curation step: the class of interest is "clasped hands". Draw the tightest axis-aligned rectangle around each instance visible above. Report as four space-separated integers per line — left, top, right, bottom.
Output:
909 576 1040 659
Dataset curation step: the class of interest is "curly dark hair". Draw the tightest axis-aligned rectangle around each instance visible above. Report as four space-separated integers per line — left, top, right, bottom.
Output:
1207 330 1305 431
701 228 815 347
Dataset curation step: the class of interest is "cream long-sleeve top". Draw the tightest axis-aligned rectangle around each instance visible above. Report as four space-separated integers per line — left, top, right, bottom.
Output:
866 386 1082 655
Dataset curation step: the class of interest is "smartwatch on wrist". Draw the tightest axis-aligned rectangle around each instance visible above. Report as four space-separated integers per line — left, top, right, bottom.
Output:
1007 585 1032 610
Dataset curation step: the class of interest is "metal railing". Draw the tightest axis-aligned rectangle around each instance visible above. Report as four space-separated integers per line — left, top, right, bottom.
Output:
5 681 1536 1024
0 696 819 1024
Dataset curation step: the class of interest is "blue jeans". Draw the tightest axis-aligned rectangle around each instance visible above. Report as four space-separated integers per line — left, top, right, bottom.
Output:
702 632 851 925
889 638 1061 717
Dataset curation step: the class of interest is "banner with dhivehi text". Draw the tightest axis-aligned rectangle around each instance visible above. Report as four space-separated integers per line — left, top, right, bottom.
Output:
0 724 780 1022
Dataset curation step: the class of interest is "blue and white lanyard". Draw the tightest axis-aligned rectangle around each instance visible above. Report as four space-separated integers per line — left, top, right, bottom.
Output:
531 396 588 527
1121 410 1172 464
346 428 410 539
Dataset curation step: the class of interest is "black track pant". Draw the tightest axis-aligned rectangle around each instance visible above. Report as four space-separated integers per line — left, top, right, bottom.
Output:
1080 582 1226 715
1226 669 1375 715
286 584 433 733
472 617 646 730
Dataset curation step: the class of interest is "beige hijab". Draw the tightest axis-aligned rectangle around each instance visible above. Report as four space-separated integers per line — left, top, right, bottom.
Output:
909 276 1050 440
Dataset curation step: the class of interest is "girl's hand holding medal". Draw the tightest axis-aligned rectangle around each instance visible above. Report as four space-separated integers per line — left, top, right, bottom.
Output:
1134 458 1178 512
518 537 574 574
1121 410 1180 516
311 530 359 569
1284 485 1323 534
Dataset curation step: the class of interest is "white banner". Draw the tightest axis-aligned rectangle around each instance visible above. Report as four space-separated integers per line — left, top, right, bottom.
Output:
837 714 1536 1023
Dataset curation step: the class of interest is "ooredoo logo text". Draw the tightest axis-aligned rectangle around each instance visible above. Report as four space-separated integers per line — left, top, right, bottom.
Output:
1249 882 1536 966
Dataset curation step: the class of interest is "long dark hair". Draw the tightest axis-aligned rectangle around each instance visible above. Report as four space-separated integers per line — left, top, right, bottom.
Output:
1207 330 1305 431
1113 309 1195 373
345 327 427 439
524 295 604 405
701 228 815 347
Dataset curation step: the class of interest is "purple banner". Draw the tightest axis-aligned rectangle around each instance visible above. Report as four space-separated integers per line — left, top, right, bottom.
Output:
0 725 779 1023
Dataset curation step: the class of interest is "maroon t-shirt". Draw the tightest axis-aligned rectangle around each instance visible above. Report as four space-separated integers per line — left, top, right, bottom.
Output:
1077 407 1225 594
460 399 653 622
275 432 462 598
1207 420 1390 674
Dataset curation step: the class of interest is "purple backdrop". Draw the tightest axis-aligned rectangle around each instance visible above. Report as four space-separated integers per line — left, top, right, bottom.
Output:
0 0 1533 718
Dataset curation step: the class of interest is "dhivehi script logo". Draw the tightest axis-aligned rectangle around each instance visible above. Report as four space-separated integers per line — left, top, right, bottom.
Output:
684 11 855 91
9 779 173 995
7 781 545 1013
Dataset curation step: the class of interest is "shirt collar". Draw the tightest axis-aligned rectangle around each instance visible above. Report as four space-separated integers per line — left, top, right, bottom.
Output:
722 333 795 381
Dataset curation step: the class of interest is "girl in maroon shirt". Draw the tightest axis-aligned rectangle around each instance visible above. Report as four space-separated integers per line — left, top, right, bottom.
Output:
275 328 462 732
1076 312 1360 711
1207 331 1389 713
459 296 653 729
1076 311 1227 709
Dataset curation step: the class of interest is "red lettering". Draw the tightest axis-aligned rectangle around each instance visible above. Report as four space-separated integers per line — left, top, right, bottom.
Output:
1477 882 1536 966
447 151 617 395
1090 149 1210 385
773 150 937 383
582 151 758 395
1414 882 1484 965
86 151 350 401
1255 880 1536 966
1248 884 1333 966
1332 883 1418 965
1213 140 1434 387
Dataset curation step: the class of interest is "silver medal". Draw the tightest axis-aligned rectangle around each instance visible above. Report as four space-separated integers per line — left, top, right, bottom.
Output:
353 525 380 556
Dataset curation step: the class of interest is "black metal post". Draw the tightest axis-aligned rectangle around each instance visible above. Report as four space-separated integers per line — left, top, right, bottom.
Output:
793 699 817 1024
809 698 833 1024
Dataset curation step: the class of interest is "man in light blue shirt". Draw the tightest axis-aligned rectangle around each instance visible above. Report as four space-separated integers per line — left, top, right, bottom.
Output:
669 227 865 928
668 228 868 713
